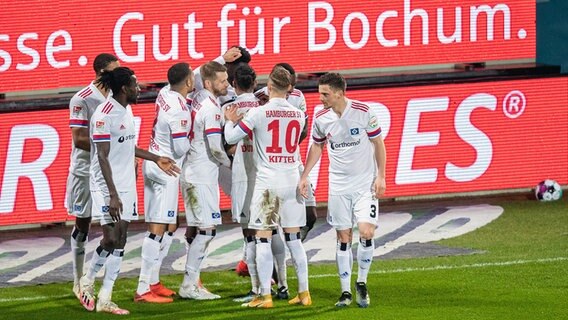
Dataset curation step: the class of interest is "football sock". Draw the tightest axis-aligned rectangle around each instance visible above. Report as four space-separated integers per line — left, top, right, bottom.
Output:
357 238 374 283
137 233 161 294
151 231 173 285
336 242 353 293
71 227 88 285
99 249 123 301
255 238 273 296
245 236 259 293
285 232 309 292
182 230 215 287
84 246 111 283
271 229 288 289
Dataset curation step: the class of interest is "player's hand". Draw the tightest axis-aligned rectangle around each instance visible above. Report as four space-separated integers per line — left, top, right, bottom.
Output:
134 158 139 180
223 47 242 63
374 176 386 198
224 104 243 123
257 92 269 106
298 177 309 199
109 194 123 222
156 157 181 177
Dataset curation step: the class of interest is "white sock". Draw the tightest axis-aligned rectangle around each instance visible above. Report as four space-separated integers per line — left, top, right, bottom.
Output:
151 231 173 285
99 249 123 301
70 227 88 285
136 233 161 295
84 246 110 283
271 230 288 289
285 232 309 292
245 236 259 294
182 231 214 287
255 238 273 296
336 242 352 293
357 238 374 283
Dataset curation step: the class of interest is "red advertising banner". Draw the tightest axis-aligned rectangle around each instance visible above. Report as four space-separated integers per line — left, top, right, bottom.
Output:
0 0 535 93
0 77 566 226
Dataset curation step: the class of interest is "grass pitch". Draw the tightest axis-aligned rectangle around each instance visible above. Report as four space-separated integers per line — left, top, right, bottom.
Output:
1 198 566 319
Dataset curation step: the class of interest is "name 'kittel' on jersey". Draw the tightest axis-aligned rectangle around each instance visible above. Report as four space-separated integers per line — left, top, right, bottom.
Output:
68 82 107 176
89 98 137 193
312 99 382 195
149 86 191 164
237 97 305 188
224 93 259 183
183 89 224 184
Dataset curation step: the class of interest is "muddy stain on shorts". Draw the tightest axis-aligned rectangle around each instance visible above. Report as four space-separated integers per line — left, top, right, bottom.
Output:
185 184 200 213
261 189 281 225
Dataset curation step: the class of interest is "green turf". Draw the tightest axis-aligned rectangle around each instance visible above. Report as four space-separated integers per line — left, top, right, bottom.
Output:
1 199 567 319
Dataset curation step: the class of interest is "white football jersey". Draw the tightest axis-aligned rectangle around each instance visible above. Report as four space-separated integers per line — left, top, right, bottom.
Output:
68 82 107 176
236 97 306 188
311 99 382 195
89 98 137 193
148 86 191 165
182 90 224 184
224 93 259 183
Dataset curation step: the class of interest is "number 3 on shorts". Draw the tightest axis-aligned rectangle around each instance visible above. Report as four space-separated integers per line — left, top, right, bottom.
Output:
370 204 377 218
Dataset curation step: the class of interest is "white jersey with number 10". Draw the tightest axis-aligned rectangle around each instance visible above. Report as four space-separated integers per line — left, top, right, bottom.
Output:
236 97 305 188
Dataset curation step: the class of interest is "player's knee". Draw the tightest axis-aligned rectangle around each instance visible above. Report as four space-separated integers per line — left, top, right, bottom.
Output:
359 228 375 241
101 236 119 250
75 217 91 233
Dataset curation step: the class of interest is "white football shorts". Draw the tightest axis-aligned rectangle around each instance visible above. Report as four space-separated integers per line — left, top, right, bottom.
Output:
181 181 222 228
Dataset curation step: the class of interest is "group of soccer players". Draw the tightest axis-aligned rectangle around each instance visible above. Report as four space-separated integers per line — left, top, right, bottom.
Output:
65 47 386 315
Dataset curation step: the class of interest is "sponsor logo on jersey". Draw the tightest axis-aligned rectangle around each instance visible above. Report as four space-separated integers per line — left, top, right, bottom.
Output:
350 128 359 135
96 121 105 128
118 134 136 143
212 212 221 219
215 114 221 121
120 124 126 130
329 139 361 150
167 210 175 217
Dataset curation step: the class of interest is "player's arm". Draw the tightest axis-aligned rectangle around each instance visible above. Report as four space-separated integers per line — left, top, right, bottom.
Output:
203 108 231 167
223 104 248 145
168 111 191 158
95 141 122 222
367 110 386 198
72 127 90 151
297 94 309 143
370 136 386 198
69 99 90 151
299 121 326 198
193 47 242 92
135 147 181 176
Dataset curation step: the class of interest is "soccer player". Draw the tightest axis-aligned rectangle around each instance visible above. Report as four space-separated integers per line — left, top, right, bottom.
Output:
134 63 194 303
222 64 262 303
224 66 311 309
255 63 318 242
66 53 119 299
252 63 317 300
179 61 232 300
299 72 386 308
79 67 180 314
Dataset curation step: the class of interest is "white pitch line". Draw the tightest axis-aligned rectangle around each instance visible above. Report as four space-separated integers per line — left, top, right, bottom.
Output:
1 256 566 304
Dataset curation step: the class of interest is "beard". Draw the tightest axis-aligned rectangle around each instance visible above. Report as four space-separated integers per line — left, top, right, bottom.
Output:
213 86 228 97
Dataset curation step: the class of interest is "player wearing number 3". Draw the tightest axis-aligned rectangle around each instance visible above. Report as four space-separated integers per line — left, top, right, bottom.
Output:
224 66 311 309
299 72 386 308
